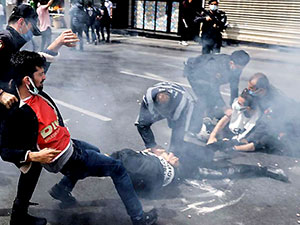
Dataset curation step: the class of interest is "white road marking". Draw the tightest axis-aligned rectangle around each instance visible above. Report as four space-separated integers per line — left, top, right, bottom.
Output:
120 70 230 96
163 63 184 70
181 179 244 215
53 98 112 122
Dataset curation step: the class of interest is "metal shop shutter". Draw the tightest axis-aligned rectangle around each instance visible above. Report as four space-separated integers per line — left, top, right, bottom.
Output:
213 0 300 47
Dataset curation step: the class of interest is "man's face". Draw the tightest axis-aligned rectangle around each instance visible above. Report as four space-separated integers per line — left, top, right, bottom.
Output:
230 61 244 72
32 66 46 91
20 19 33 34
150 148 180 167
161 152 180 167
247 79 266 97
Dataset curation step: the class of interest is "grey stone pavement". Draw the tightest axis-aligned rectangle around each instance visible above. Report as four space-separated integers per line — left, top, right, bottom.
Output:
0 28 300 225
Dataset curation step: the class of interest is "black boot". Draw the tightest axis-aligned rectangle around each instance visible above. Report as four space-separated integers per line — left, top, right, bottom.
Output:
10 199 47 225
132 208 158 225
48 183 77 207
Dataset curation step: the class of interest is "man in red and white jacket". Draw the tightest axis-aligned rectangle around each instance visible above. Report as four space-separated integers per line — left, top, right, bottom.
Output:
1 50 158 225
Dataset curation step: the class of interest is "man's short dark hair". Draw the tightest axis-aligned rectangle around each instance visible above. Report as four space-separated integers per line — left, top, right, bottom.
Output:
8 4 41 35
11 50 46 86
208 0 218 4
249 73 270 90
230 50 250 67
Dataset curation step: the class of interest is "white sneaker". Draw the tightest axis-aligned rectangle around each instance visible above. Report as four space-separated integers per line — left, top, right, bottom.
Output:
196 124 211 142
180 41 189 46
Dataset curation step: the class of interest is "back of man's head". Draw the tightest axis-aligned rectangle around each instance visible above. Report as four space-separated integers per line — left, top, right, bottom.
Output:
11 50 46 87
230 50 250 67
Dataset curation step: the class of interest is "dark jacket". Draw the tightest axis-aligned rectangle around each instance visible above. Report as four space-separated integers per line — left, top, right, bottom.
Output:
0 91 65 168
184 53 241 105
0 26 56 139
99 5 110 24
195 9 227 40
85 6 99 26
0 26 26 89
111 149 167 193
70 3 87 27
135 82 194 148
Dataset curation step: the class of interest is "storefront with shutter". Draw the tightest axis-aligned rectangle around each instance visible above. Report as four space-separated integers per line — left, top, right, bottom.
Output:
215 0 300 47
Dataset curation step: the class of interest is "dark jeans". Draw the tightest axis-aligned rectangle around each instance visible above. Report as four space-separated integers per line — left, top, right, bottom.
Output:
71 24 84 50
84 23 96 42
40 27 52 51
201 37 222 54
59 139 143 220
100 21 110 41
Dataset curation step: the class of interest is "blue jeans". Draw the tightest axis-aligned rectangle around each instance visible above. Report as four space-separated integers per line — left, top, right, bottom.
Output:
59 139 143 220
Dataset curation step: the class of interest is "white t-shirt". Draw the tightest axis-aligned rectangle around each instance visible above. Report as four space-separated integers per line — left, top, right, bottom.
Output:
229 99 261 141
104 0 112 17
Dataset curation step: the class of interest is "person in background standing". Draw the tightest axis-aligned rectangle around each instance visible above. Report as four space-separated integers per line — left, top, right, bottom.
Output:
179 0 196 46
194 0 227 54
84 1 97 45
103 0 112 42
69 0 86 51
37 0 54 51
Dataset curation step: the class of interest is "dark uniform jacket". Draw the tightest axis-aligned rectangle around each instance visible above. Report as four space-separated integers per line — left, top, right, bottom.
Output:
184 53 241 106
0 26 55 143
111 149 175 193
195 9 227 41
0 26 26 90
135 82 194 148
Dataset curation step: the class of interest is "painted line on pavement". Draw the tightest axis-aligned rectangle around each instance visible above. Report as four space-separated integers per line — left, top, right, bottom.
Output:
53 98 112 122
119 70 230 96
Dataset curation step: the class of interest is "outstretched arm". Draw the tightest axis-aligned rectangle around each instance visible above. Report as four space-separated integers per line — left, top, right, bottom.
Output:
47 29 79 53
207 111 231 144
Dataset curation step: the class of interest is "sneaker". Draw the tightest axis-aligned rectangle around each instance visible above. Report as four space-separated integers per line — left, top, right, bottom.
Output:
48 184 77 207
180 41 189 46
94 40 97 45
132 209 158 225
265 167 289 182
202 117 216 133
10 212 47 225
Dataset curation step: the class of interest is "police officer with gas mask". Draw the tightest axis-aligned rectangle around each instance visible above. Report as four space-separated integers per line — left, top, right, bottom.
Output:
195 0 227 54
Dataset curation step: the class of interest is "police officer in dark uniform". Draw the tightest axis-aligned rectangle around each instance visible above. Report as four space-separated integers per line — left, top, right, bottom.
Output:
184 50 250 140
0 4 78 225
195 0 227 54
135 82 195 154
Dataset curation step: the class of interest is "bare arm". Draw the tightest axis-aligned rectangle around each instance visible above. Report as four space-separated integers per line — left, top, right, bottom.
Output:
27 148 61 164
233 142 255 151
207 112 231 144
47 29 79 53
45 0 54 10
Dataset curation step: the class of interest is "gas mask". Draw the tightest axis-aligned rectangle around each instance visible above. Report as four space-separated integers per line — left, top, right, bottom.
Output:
209 5 218 11
26 77 39 95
